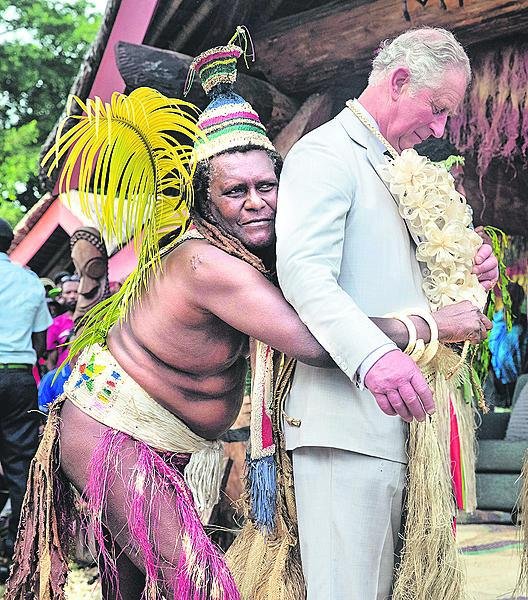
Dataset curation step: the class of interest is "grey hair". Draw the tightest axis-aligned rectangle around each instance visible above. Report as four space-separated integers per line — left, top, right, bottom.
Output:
368 27 471 92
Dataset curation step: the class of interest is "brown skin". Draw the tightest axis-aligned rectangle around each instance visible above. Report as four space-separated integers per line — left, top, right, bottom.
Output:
104 150 333 439
60 151 334 595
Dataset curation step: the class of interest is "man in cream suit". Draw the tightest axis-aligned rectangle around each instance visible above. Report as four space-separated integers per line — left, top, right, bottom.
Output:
275 28 498 599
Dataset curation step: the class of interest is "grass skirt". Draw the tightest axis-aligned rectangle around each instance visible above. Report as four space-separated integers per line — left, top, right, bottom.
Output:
5 398 240 600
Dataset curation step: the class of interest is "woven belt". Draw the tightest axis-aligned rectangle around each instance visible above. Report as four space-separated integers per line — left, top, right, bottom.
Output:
0 363 32 371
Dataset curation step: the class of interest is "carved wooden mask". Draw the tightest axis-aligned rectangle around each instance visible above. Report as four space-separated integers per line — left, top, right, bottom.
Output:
70 227 110 323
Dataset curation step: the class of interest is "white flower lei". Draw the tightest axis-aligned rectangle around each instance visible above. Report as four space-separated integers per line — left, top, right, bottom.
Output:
346 101 487 312
381 149 487 311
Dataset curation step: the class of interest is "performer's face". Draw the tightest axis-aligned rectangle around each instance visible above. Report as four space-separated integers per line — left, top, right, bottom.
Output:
208 150 278 250
384 67 467 152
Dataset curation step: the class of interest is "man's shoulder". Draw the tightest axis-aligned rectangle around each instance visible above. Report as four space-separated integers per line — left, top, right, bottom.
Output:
13 262 41 284
165 238 254 283
285 111 357 166
2 259 44 292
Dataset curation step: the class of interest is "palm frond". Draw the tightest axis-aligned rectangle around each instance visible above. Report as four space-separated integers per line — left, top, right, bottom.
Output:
42 87 203 357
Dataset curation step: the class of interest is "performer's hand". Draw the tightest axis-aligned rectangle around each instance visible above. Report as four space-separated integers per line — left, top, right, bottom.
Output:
433 300 492 345
364 349 434 423
473 227 498 291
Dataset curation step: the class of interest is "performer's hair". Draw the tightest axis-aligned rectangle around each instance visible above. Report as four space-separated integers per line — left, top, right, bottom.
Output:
369 27 471 92
190 145 282 276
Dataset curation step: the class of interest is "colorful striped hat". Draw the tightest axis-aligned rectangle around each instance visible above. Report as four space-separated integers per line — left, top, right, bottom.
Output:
185 27 276 162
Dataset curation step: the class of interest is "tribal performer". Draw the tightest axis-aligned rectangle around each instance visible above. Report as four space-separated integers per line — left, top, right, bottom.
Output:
5 31 335 600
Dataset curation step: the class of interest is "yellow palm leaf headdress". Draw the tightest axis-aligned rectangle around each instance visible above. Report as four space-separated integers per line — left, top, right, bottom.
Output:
42 87 202 357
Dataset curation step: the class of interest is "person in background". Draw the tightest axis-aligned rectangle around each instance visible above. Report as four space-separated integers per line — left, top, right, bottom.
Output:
46 274 79 370
38 362 72 414
50 271 70 308
488 281 528 406
0 218 52 571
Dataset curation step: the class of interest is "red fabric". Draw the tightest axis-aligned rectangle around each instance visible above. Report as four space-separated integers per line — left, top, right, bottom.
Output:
450 399 464 510
261 396 273 449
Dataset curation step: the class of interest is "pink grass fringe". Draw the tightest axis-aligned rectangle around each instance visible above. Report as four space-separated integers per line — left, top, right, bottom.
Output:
83 429 240 600
448 43 528 177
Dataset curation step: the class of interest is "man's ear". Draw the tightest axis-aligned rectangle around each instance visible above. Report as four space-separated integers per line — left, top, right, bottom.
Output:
389 67 411 100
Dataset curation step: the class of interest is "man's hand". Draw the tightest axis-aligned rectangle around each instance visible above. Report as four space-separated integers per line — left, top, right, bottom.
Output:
473 227 498 291
433 300 492 345
364 349 434 423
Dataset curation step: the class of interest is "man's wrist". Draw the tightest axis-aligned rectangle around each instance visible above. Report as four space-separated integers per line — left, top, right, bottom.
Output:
356 343 398 389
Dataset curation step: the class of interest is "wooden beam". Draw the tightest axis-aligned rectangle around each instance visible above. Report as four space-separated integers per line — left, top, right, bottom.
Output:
115 41 299 138
273 92 333 157
144 0 185 46
253 0 528 94
169 0 217 50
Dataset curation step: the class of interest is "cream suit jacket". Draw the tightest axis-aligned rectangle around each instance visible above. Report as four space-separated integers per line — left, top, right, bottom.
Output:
275 104 430 463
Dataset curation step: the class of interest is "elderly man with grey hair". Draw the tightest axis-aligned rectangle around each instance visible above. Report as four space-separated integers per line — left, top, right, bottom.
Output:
275 28 498 599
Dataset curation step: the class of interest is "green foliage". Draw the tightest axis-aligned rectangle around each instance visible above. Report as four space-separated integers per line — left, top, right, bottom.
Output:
439 154 465 172
471 226 512 387
484 226 513 329
0 199 25 227
0 0 101 220
0 121 39 200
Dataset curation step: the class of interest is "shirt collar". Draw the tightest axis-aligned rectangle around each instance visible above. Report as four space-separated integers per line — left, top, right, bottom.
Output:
0 252 10 262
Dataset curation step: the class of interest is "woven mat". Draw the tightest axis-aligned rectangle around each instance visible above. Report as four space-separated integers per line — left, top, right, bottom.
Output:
458 524 525 599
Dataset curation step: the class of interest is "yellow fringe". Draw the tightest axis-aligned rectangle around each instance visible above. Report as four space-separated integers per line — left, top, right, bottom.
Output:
392 349 473 600
514 451 528 596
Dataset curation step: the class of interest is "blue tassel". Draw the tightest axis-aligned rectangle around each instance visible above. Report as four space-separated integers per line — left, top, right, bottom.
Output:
248 455 277 534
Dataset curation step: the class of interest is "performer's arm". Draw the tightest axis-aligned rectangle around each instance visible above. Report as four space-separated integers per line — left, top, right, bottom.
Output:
371 301 492 350
180 242 335 368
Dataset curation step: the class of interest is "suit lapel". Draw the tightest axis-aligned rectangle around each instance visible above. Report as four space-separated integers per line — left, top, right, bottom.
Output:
336 105 421 246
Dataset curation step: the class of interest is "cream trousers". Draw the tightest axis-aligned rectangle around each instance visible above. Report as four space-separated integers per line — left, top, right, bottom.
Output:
292 447 406 600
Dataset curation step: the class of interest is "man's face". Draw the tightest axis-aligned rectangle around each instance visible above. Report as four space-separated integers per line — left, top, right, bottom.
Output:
384 68 467 152
61 280 79 311
207 150 278 250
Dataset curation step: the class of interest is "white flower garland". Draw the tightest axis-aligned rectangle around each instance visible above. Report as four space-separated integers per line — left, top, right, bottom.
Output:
381 149 487 311
346 100 487 312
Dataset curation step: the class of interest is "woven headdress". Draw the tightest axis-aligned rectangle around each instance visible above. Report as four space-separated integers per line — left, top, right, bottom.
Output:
185 26 275 162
